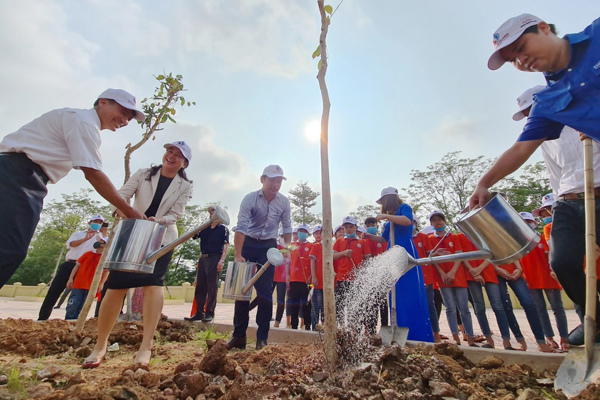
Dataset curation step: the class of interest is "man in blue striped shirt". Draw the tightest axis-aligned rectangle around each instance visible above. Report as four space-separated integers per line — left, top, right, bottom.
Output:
228 165 292 350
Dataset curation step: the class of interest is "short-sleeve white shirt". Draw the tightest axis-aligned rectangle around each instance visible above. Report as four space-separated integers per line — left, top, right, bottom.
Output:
64 230 101 261
0 108 103 183
540 126 600 196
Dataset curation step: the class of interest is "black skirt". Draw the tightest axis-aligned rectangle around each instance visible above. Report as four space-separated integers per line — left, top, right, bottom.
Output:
105 250 173 289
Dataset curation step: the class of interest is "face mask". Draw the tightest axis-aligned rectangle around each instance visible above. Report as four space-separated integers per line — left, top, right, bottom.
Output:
90 223 101 231
542 216 553 224
366 227 378 235
345 233 357 239
527 222 537 230
298 232 309 241
433 225 446 232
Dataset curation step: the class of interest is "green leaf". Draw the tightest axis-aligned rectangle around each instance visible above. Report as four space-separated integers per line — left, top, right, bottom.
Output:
324 5 333 14
312 45 321 59
318 59 322 70
327 16 331 25
157 74 165 80
161 114 168 123
180 97 185 106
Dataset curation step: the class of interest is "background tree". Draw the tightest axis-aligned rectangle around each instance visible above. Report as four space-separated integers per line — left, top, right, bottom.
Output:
349 204 380 226
9 189 111 285
123 73 196 182
288 181 321 225
495 161 552 213
403 151 492 226
403 152 551 228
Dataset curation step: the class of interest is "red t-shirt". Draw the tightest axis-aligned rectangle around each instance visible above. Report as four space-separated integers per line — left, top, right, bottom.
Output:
309 242 324 289
365 238 387 257
520 235 562 289
413 232 436 285
428 233 467 288
73 251 103 290
273 244 287 283
333 238 371 282
456 233 498 284
289 241 314 283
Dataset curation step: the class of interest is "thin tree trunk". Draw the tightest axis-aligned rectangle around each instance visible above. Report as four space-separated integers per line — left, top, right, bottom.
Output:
317 0 338 370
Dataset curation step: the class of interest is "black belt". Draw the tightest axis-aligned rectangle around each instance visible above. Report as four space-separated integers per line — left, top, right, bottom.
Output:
558 188 600 201
66 259 77 263
245 236 276 243
199 253 221 258
0 152 49 184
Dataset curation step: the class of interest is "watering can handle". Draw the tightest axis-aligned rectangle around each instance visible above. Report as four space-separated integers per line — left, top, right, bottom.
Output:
241 261 271 295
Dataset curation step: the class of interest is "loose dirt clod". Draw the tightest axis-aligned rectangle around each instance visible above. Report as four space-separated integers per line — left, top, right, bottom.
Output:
0 318 598 399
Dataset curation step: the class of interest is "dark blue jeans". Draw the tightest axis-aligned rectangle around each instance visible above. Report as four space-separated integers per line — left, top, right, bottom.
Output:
498 276 546 343
550 199 600 323
232 238 276 341
193 254 220 317
0 153 48 289
65 288 88 320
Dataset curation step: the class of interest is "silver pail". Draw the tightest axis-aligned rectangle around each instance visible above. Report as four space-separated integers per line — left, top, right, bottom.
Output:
222 261 259 301
103 219 167 274
456 194 540 265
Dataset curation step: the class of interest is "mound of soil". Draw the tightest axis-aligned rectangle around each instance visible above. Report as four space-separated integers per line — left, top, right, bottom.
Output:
0 318 599 400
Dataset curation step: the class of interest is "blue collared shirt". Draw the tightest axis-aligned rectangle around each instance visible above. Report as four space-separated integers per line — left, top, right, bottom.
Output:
233 189 292 240
518 18 600 142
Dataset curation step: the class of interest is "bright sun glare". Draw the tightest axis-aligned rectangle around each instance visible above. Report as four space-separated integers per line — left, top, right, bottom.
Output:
304 119 321 142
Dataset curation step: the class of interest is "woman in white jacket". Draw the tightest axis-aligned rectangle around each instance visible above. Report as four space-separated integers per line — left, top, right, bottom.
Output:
83 141 193 369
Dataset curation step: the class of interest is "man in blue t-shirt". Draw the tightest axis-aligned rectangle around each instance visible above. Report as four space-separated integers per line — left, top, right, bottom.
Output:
470 14 600 345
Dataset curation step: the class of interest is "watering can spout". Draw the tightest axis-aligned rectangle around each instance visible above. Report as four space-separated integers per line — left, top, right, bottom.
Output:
145 205 230 264
407 249 493 268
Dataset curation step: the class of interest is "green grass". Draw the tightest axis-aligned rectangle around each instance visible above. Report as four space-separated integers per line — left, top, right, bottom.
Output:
195 325 229 342
7 367 27 398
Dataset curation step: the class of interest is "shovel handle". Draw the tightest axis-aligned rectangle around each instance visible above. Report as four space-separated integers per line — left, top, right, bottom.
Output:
242 261 271 295
583 138 597 360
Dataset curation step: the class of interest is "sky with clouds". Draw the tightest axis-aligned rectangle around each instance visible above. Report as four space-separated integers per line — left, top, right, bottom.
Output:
0 0 597 229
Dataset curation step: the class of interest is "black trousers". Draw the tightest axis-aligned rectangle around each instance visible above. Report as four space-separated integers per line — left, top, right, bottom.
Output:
550 199 600 323
288 281 311 330
192 254 220 316
233 238 276 341
38 261 76 320
0 153 48 289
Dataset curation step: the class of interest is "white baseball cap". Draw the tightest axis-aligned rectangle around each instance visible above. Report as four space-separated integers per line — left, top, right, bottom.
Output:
342 216 357 226
164 141 192 163
429 210 445 221
488 13 543 70
89 214 104 222
293 226 299 234
519 211 536 222
357 226 367 233
262 165 286 179
97 88 146 121
334 225 343 234
421 225 435 235
312 225 322 234
513 85 546 121
376 187 399 204
532 193 555 217
297 223 311 233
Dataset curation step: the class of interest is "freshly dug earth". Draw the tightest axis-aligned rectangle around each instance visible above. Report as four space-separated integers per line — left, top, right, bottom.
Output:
0 318 598 399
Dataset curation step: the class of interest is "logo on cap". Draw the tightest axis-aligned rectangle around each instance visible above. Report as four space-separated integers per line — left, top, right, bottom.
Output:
493 32 500 46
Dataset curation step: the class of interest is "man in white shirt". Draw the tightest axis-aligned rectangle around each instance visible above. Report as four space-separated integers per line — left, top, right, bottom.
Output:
0 89 146 289
38 214 107 320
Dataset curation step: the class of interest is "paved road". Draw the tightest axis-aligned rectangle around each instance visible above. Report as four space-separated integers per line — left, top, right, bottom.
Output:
0 297 580 353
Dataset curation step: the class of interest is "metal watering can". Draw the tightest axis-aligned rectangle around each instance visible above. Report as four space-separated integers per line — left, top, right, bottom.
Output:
103 205 230 274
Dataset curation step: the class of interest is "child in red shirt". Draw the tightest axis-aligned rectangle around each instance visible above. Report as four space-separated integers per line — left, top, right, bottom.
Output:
287 224 313 330
428 211 477 346
363 217 388 332
65 240 108 320
332 216 371 323
309 225 324 330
